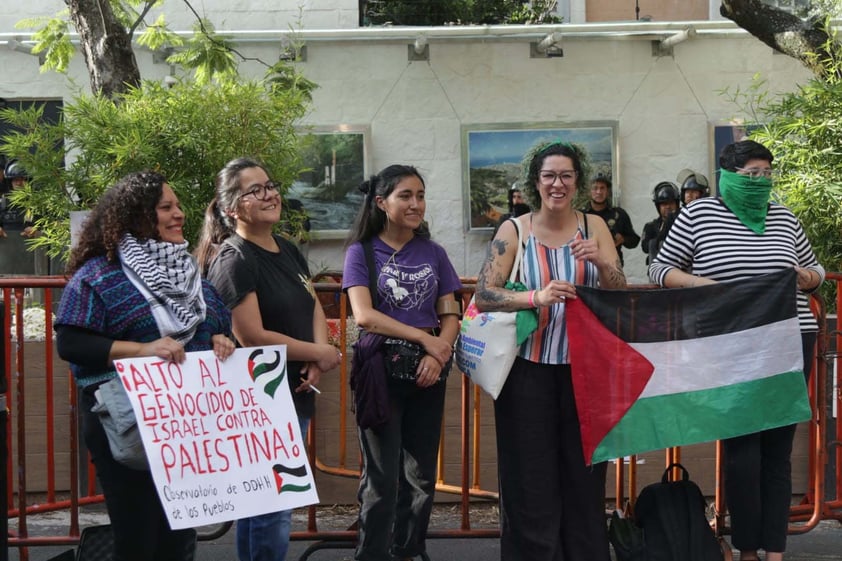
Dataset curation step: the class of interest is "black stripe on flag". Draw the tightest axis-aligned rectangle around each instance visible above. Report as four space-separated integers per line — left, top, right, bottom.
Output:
574 269 797 343
273 463 309 477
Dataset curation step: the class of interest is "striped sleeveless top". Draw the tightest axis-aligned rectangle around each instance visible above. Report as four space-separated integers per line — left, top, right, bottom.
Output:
517 215 599 365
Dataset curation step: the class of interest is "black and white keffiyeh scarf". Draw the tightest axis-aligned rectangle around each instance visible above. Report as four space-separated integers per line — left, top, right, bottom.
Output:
118 233 207 345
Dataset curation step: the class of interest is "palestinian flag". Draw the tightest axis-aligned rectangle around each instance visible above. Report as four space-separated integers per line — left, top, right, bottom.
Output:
567 269 811 465
272 463 313 494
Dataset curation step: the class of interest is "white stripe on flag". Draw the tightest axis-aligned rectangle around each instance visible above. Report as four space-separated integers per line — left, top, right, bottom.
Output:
630 317 803 399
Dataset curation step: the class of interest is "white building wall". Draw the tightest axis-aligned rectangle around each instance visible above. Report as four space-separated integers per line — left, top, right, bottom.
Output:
0 4 814 283
299 35 810 283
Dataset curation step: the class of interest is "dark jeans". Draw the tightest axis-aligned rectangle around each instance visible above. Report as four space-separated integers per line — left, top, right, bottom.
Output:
724 331 817 553
81 385 195 561
355 378 447 561
494 358 610 561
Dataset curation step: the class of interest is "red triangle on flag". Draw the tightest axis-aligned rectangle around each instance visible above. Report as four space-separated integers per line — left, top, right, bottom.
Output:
566 298 654 464
272 469 283 494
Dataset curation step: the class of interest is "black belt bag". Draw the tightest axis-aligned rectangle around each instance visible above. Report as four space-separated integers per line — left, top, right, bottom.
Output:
383 338 451 383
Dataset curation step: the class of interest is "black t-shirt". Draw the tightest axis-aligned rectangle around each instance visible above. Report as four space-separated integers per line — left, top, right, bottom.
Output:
207 234 316 418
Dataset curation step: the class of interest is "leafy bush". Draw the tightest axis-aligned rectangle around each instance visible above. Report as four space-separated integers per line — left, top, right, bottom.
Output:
363 0 561 25
1 78 310 259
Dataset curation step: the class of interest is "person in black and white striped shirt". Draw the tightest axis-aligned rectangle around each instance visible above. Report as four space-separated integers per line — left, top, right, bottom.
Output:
649 140 824 561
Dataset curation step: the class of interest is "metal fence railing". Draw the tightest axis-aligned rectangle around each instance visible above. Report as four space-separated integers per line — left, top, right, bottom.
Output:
4 275 841 560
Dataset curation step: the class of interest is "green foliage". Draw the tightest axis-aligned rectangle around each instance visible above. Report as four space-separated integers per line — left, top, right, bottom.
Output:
16 15 73 73
17 2 238 85
506 0 562 24
166 20 238 85
363 0 561 26
265 61 318 102
135 14 185 51
0 78 310 260
364 0 464 25
721 23 842 308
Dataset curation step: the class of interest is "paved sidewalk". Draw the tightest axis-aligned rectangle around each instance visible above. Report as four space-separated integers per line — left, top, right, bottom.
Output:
8 503 842 561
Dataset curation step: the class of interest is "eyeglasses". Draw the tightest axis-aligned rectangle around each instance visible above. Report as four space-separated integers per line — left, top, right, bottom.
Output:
240 181 279 201
538 170 578 186
735 167 777 180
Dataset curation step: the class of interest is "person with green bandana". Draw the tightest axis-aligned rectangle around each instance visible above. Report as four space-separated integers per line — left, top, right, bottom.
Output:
648 140 824 561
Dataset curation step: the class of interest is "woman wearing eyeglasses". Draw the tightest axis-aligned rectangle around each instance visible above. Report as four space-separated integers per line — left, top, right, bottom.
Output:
649 140 823 561
195 157 341 561
474 141 625 561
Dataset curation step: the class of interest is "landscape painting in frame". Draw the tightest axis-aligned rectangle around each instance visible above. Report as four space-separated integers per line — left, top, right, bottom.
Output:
290 126 369 238
462 122 618 231
710 122 761 196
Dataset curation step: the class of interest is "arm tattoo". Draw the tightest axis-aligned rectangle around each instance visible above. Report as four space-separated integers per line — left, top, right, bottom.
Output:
476 238 521 311
602 258 626 288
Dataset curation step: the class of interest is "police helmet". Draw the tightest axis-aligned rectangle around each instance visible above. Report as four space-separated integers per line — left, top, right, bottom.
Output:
507 181 522 211
4 160 28 180
651 181 680 210
676 168 710 202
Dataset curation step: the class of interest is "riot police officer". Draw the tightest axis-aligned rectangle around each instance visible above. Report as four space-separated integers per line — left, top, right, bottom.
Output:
493 181 531 236
641 181 680 265
0 160 39 275
581 174 640 266
676 168 710 207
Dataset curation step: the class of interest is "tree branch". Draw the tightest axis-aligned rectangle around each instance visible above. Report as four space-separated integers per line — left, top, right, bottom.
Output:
720 0 833 78
128 0 158 39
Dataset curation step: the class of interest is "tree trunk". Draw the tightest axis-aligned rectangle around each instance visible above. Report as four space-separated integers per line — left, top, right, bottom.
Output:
720 0 833 79
65 0 141 99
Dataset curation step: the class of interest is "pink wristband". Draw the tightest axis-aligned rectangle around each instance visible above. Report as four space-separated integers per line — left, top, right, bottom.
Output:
528 290 536 308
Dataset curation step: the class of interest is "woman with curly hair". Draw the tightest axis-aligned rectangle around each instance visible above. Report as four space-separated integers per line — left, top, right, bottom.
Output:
475 141 625 561
55 171 235 561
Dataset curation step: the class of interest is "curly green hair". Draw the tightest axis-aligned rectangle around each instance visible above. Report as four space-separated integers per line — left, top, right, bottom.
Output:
520 140 592 210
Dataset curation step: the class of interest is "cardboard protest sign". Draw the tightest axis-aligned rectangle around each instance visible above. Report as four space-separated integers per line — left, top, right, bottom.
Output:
113 345 318 529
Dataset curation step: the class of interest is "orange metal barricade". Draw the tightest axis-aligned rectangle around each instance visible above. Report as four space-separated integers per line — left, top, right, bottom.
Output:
4 275 842 558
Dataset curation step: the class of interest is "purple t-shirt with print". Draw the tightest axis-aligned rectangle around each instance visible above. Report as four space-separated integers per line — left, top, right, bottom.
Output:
343 236 461 328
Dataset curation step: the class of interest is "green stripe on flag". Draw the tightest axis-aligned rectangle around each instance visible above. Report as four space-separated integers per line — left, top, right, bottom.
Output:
591 370 811 464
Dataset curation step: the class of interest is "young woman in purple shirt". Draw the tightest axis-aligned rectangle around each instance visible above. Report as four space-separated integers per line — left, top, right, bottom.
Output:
342 164 461 561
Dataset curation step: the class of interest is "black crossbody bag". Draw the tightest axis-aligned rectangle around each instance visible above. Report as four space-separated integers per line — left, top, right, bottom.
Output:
363 240 449 383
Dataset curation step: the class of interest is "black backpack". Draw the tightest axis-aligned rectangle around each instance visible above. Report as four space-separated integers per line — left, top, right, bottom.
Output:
632 463 724 561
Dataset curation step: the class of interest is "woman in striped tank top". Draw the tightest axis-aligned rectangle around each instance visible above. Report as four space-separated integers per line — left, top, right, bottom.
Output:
475 141 627 561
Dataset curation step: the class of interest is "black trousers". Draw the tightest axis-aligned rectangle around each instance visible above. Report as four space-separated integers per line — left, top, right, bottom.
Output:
494 358 610 561
81 385 195 561
355 378 447 561
724 331 817 553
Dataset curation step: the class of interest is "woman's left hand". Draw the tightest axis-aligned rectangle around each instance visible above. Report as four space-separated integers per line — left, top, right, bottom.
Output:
415 355 443 388
211 334 236 361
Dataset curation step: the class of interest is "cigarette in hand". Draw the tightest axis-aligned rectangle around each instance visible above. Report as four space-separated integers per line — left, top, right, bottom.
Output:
301 377 321 394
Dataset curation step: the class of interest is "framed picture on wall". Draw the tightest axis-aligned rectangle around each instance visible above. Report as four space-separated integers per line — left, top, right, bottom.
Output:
709 122 761 196
461 121 618 231
290 125 370 239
